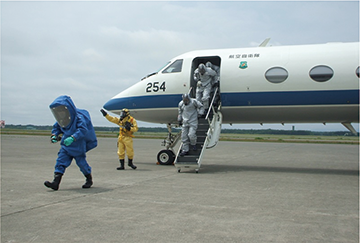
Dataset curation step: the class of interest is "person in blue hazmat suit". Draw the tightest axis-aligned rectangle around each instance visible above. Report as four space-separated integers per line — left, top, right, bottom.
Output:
178 94 204 156
44 95 97 190
194 63 217 110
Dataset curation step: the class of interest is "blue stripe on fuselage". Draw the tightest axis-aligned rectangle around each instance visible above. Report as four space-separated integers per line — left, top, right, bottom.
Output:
221 90 359 107
103 90 359 110
104 94 182 110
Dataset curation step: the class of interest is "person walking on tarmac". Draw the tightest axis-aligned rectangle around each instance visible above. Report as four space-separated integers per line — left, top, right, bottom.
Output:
178 93 204 156
100 108 138 170
44 95 98 190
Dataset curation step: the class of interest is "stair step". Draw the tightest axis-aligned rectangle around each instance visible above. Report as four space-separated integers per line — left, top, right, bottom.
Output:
198 125 209 130
197 128 208 133
198 128 208 132
179 149 201 156
175 161 198 166
197 129 208 133
198 121 209 125
197 131 208 136
177 156 199 163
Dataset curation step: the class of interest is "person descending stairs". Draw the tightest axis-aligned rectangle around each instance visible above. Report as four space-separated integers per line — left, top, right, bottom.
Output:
176 93 205 156
175 112 212 173
175 88 222 173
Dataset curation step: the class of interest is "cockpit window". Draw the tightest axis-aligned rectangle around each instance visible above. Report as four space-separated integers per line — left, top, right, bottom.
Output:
157 61 171 73
162 59 183 73
141 61 171 81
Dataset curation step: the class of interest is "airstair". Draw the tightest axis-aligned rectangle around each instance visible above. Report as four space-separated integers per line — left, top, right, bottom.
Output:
174 88 222 173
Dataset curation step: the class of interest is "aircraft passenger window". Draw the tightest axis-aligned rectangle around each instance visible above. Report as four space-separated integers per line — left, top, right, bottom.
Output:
356 66 360 78
265 67 288 83
162 59 183 73
309 65 333 82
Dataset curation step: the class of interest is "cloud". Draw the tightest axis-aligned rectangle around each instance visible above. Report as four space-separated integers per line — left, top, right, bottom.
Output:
1 1 359 131
82 48 105 63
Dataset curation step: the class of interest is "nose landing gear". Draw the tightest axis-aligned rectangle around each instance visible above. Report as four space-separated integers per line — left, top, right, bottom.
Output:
157 149 176 165
156 123 181 165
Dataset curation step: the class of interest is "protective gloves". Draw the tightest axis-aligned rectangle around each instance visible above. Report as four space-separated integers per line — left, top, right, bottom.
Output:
64 136 75 146
177 115 183 126
100 109 107 116
51 135 59 143
125 121 132 131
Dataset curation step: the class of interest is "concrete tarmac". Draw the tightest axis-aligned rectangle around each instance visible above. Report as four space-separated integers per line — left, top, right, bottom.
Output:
1 135 359 243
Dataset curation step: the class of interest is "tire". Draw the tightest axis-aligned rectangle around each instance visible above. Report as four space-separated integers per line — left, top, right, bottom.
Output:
157 150 175 165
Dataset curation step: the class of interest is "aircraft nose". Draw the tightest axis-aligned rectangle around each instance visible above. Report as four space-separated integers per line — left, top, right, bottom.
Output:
103 96 135 112
103 98 121 111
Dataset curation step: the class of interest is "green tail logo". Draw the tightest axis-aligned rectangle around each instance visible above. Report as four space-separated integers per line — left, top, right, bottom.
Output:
239 61 248 69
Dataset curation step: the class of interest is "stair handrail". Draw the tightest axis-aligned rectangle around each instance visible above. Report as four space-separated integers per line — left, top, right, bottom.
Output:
205 87 219 120
188 86 193 97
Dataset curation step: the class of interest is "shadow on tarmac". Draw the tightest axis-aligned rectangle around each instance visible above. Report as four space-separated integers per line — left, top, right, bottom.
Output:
50 187 115 193
200 164 359 176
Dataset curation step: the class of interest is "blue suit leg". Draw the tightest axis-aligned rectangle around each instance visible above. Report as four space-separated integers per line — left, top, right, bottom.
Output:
54 148 73 174
74 155 92 175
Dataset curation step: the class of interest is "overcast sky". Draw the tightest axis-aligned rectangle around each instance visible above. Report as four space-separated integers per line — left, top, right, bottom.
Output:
1 1 359 131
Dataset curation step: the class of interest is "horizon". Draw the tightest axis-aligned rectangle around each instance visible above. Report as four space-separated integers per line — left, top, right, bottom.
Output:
3 123 359 133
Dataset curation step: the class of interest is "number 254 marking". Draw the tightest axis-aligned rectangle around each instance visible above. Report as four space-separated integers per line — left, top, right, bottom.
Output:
146 82 166 92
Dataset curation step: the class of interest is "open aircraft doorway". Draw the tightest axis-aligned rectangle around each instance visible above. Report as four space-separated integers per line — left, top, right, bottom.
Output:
190 56 221 100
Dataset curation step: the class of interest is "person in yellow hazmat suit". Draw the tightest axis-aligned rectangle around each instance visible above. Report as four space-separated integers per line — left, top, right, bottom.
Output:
100 108 138 170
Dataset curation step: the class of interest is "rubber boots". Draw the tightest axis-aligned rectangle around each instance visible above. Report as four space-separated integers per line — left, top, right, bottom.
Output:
117 159 125 170
117 159 137 170
128 159 137 170
82 174 93 189
44 172 63 191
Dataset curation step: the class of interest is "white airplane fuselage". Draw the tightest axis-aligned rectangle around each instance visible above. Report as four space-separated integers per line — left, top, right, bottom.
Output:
104 42 359 126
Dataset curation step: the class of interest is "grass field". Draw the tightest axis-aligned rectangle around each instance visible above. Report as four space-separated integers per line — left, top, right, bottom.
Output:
219 133 359 144
1 129 359 145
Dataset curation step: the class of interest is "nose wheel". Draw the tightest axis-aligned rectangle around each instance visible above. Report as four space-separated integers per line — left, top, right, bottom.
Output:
157 150 175 165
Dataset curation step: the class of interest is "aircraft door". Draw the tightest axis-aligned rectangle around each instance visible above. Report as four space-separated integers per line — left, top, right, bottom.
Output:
190 56 221 109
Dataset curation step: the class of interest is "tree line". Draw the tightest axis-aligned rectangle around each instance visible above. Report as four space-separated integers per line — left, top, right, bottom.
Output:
2 124 358 136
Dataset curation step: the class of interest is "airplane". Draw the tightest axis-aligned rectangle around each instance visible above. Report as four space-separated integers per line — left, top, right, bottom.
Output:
103 39 359 170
